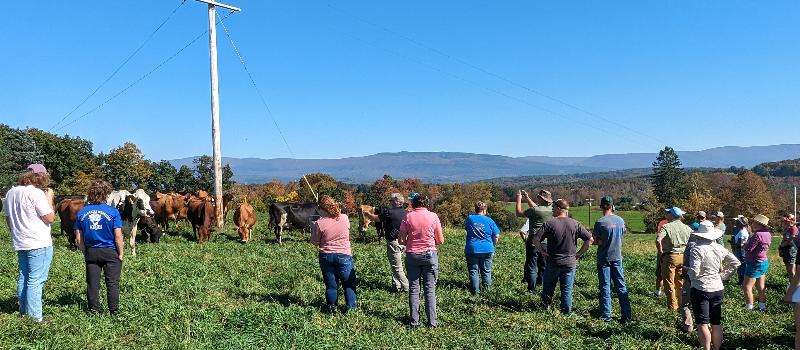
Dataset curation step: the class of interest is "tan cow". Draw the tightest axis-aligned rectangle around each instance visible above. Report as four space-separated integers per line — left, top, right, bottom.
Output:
233 199 256 242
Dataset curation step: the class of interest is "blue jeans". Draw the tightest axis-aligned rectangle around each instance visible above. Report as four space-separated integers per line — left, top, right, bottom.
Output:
524 242 546 293
466 253 493 294
17 246 54 321
540 264 576 314
318 253 357 310
597 260 632 321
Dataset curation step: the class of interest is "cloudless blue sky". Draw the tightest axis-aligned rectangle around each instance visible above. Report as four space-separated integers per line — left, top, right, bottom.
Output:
2 1 798 161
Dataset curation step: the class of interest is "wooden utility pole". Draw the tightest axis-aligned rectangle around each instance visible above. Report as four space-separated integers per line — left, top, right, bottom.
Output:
195 0 240 228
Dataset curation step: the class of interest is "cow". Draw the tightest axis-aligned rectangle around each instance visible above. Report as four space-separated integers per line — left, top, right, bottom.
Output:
151 193 174 230
112 189 154 256
56 198 85 249
222 193 235 221
165 192 190 230
268 202 321 244
233 200 256 243
187 197 216 242
357 204 385 242
136 215 162 243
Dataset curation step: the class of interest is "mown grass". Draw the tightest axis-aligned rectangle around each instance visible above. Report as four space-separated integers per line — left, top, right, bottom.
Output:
502 203 646 233
0 213 795 349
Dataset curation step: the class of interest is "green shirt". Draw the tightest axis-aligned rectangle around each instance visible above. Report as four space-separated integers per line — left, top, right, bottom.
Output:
659 220 692 254
524 205 553 243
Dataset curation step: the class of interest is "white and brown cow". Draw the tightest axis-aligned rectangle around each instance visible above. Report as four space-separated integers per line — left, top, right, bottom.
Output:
108 189 154 256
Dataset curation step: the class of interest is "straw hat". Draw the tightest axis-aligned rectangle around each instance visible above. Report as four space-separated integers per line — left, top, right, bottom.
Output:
751 214 771 229
692 220 723 241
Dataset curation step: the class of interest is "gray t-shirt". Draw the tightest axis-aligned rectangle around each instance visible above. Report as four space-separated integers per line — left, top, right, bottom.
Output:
534 217 592 268
594 214 626 263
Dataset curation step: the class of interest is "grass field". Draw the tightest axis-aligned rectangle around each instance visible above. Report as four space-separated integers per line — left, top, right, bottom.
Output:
0 213 795 349
502 203 646 233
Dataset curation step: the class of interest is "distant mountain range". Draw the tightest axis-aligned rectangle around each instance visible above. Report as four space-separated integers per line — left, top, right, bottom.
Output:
169 144 800 184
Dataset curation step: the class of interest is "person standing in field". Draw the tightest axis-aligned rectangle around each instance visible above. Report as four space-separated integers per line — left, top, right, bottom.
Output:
400 193 444 328
742 214 773 311
731 216 750 286
362 193 409 293
516 189 553 293
709 211 726 246
779 214 798 287
311 195 357 312
464 201 501 295
654 217 668 297
531 199 593 314
3 164 55 322
686 221 741 350
656 207 693 310
785 217 800 350
592 196 632 323
74 180 124 315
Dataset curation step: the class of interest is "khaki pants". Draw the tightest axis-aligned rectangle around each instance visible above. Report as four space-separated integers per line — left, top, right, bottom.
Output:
387 240 409 292
661 253 684 310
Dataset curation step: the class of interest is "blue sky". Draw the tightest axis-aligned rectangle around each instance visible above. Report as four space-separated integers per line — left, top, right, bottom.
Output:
3 1 798 161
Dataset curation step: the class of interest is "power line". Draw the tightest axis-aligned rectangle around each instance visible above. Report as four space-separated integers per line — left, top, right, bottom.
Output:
55 11 237 132
327 4 666 146
217 14 318 201
48 0 188 132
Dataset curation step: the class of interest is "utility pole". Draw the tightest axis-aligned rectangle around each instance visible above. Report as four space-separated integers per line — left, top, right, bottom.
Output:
586 198 594 226
195 0 240 228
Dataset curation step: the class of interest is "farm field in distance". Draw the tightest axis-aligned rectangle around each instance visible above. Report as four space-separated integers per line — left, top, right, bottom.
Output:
0 213 794 349
501 203 647 233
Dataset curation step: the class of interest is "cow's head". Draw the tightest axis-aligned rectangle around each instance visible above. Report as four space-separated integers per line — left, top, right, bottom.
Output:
357 205 372 233
133 189 154 217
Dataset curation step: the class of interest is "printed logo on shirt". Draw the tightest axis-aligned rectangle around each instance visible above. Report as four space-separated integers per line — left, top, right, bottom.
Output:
82 210 112 231
472 223 487 240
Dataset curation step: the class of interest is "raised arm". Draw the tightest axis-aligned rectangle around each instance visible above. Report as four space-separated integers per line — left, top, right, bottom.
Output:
515 191 525 217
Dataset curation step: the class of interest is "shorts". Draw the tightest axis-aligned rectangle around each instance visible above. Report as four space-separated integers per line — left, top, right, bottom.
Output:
690 288 723 325
780 246 798 265
744 260 769 279
792 285 800 303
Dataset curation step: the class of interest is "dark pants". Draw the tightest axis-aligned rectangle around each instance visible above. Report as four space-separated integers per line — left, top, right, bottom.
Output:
523 242 547 293
406 250 439 327
318 253 357 310
84 247 122 313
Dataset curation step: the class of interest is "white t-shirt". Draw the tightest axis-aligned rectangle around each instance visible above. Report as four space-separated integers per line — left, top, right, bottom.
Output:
734 227 749 247
519 219 530 234
3 185 53 251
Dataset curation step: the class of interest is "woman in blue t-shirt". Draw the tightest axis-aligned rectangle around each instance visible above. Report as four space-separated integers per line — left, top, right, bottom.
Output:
464 201 501 295
74 180 124 315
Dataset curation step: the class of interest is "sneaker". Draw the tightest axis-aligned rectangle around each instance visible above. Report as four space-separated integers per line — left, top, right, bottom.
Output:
758 303 767 311
654 290 662 297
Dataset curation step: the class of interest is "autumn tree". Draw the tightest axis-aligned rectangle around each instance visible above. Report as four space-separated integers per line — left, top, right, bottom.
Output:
720 170 776 222
26 129 96 193
100 143 152 190
679 172 719 218
297 173 346 203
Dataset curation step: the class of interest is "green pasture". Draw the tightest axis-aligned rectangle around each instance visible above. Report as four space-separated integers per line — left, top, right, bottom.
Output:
0 213 794 349
501 203 646 233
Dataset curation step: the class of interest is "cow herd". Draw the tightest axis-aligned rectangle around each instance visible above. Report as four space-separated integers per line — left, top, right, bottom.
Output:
48 190 389 255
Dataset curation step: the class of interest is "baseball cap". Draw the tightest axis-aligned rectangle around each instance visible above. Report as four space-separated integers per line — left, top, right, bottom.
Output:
665 207 685 217
600 196 613 207
26 164 47 174
696 211 706 218
710 211 724 218
407 192 419 201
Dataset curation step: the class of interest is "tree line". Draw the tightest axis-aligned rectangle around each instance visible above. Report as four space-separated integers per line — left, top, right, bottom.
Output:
0 124 233 195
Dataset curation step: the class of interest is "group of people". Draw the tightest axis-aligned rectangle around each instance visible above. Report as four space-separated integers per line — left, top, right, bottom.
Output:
655 206 800 349
5 163 800 348
4 164 125 321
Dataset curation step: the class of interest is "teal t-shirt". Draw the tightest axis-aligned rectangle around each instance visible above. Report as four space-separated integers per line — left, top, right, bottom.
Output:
464 214 501 254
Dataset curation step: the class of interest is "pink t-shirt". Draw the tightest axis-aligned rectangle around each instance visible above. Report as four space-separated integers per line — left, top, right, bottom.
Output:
401 208 443 254
311 214 352 255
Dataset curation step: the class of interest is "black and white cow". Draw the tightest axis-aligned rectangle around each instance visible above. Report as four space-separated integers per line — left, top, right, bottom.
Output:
268 202 321 244
108 189 154 256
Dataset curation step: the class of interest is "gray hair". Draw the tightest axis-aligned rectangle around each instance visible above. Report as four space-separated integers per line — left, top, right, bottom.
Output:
390 193 404 207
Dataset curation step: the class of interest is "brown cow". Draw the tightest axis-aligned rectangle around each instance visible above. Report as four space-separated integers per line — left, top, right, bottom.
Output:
56 198 85 250
233 200 256 242
187 197 216 242
152 192 174 230
223 193 235 221
357 204 385 241
167 192 190 229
